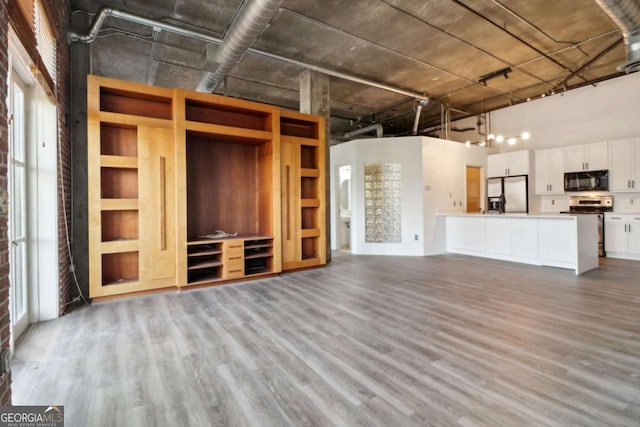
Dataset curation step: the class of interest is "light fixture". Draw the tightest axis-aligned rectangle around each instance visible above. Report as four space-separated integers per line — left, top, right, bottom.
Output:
479 140 486 147
486 131 531 145
465 140 471 147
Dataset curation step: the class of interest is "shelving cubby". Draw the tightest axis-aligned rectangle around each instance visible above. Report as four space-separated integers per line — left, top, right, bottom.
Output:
88 75 176 299
279 110 326 270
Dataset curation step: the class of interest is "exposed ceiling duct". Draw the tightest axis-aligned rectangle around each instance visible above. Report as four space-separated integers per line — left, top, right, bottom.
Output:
67 7 430 101
343 124 384 141
594 0 640 73
196 0 284 93
412 99 430 135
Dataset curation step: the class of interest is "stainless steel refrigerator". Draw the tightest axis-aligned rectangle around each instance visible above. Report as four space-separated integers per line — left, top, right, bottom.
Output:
487 175 529 213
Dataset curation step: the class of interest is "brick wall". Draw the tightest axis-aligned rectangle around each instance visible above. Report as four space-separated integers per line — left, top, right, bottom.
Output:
0 0 12 407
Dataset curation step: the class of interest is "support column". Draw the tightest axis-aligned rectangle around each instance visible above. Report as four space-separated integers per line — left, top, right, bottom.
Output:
70 15 92 300
299 70 331 261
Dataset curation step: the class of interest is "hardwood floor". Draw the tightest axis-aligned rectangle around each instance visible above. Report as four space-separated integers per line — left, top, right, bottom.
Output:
13 253 640 426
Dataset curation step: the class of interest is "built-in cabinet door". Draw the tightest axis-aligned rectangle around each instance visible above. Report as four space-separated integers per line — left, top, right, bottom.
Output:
585 142 608 171
511 218 539 259
538 219 576 264
548 148 565 193
604 215 628 253
487 153 506 178
628 217 640 254
486 218 511 255
138 126 176 285
488 150 529 178
534 150 550 195
564 145 585 172
565 142 608 172
609 139 635 191
507 150 530 176
281 141 301 266
535 149 563 194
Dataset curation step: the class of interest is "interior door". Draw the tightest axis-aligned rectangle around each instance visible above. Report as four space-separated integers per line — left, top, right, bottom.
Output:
8 71 29 340
465 166 481 213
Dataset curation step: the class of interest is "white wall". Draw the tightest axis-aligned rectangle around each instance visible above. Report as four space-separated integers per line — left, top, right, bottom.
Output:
330 137 425 256
451 72 640 152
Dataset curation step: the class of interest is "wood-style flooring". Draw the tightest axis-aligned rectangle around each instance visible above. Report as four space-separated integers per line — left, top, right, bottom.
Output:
12 253 640 426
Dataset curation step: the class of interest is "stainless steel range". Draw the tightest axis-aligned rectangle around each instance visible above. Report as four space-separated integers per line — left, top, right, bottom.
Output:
561 195 613 257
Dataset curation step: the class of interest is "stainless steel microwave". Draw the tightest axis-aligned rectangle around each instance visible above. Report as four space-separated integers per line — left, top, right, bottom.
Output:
564 170 608 192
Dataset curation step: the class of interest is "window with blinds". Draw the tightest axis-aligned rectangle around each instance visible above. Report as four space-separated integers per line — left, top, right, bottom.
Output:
34 0 56 84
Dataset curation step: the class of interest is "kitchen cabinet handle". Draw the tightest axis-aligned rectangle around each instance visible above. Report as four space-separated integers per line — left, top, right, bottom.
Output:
549 184 552 191
610 216 622 220
629 180 632 189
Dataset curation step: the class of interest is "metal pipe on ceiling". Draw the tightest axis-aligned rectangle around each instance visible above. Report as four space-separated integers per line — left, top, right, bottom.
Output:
67 7 430 101
196 0 284 93
344 124 383 140
594 0 640 73
412 99 430 135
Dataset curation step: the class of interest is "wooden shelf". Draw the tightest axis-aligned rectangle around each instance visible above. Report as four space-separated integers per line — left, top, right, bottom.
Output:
188 260 224 270
301 168 319 178
100 85 172 120
280 135 319 146
188 249 223 257
185 122 272 144
301 229 321 238
184 96 274 131
101 199 139 211
102 278 139 287
101 240 139 254
301 199 320 208
95 111 173 129
101 155 138 169
245 252 273 260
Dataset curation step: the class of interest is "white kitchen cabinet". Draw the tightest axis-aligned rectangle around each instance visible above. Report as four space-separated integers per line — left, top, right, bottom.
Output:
608 138 640 192
538 218 576 265
605 214 640 259
564 141 608 172
486 217 511 255
511 218 538 259
535 148 565 194
445 216 486 252
488 150 530 178
444 214 598 274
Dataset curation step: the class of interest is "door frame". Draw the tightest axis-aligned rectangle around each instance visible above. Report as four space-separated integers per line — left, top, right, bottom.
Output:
465 164 485 213
8 67 30 342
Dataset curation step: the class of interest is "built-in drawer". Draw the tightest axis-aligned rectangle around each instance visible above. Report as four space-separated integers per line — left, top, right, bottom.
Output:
223 240 244 278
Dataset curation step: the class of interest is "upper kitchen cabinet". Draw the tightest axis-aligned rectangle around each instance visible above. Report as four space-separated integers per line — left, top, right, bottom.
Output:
487 150 530 178
564 141 608 172
609 138 640 192
535 148 564 195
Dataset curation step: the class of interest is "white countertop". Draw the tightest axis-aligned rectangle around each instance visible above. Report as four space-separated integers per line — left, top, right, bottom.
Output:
437 212 574 219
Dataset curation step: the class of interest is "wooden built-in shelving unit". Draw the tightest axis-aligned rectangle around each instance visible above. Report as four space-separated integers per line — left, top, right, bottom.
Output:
88 75 324 299
280 110 326 270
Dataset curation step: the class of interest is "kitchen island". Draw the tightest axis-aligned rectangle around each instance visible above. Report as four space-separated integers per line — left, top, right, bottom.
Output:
439 213 599 274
